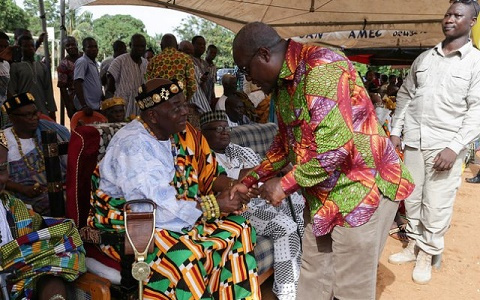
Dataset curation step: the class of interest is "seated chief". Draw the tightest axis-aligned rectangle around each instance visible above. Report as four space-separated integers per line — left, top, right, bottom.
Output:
88 78 261 299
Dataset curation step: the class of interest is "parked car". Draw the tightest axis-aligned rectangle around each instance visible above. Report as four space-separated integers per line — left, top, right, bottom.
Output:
216 68 235 84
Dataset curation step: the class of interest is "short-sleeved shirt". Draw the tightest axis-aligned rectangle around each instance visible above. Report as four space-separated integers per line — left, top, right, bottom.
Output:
74 54 102 110
57 56 77 90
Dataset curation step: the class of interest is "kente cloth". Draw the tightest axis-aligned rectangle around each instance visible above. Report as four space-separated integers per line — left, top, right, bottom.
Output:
241 40 415 237
0 192 86 300
217 143 304 299
89 121 260 299
4 120 70 215
107 53 148 116
145 47 197 101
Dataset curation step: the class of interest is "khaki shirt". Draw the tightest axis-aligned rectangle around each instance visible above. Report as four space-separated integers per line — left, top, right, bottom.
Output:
391 41 480 154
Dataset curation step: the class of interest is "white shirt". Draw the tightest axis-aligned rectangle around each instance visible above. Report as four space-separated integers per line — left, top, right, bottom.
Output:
99 120 202 233
391 41 480 154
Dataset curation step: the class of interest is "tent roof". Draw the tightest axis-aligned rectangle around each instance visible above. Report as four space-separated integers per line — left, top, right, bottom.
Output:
70 0 449 48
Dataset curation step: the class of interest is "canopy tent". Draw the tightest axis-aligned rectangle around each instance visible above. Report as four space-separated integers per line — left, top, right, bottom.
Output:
69 0 450 49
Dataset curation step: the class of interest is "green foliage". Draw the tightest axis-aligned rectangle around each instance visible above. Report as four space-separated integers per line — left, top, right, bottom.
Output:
22 0 59 35
174 16 235 68
0 0 29 34
92 14 147 60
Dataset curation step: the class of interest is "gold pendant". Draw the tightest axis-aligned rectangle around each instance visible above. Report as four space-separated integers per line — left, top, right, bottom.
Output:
132 261 150 281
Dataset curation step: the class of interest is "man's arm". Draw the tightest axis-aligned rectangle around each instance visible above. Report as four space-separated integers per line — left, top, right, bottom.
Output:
105 73 116 98
390 55 422 141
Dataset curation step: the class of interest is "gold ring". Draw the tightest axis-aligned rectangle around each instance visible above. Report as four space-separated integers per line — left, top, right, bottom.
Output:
266 200 271 204
242 203 247 211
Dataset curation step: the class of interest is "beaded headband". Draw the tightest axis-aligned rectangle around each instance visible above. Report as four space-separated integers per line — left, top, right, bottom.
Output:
101 97 126 111
2 92 36 114
135 80 184 111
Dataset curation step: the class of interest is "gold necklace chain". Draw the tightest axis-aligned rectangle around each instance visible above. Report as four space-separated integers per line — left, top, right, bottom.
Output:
136 117 189 200
11 128 45 173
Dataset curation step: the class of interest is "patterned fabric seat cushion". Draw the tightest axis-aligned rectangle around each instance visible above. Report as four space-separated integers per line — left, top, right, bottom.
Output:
230 123 278 158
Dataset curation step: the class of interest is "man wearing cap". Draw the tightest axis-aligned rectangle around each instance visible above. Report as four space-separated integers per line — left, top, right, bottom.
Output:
88 78 260 298
101 97 127 123
0 130 86 300
2 93 70 216
200 110 304 300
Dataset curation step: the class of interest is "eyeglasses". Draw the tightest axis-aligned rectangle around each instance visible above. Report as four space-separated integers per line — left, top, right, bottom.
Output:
10 110 40 119
450 0 479 16
203 126 232 133
238 39 283 76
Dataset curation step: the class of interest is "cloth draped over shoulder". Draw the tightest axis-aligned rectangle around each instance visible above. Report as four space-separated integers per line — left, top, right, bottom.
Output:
89 121 260 299
241 40 415 237
0 192 86 300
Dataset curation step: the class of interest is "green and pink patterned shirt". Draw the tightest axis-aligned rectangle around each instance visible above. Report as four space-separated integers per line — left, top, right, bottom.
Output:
242 40 415 236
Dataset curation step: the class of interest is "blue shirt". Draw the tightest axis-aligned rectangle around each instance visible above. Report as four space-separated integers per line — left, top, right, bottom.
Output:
74 54 102 110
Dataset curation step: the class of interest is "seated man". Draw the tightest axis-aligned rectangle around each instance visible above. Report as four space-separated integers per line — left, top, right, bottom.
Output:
0 131 85 300
88 78 261 299
225 92 253 127
200 110 304 300
1 93 70 215
101 97 127 123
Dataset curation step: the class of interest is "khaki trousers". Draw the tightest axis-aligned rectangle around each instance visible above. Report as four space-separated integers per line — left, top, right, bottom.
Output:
403 146 465 255
297 196 398 300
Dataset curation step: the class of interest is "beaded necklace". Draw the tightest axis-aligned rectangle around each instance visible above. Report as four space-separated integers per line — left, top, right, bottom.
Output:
11 128 45 173
137 117 189 200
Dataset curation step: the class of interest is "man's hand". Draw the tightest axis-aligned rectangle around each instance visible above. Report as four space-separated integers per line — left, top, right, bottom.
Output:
390 135 402 151
216 188 245 214
433 148 457 171
21 183 45 198
259 177 286 207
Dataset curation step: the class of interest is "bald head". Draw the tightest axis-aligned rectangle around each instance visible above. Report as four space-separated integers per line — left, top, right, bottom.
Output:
233 22 282 57
161 34 178 50
222 74 237 96
178 40 194 55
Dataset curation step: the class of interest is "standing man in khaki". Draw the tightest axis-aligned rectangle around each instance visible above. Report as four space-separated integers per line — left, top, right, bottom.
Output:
389 0 480 285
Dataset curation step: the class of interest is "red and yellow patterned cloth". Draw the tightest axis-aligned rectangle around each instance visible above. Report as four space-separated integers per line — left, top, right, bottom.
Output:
242 40 415 236
145 47 197 101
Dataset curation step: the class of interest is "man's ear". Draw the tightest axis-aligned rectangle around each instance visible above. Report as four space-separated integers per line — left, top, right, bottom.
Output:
257 47 271 63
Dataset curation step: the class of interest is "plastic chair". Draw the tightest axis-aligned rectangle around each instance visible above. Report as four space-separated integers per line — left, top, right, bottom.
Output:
70 111 108 130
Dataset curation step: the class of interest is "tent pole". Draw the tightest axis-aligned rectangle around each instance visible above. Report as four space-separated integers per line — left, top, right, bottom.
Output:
59 0 66 125
38 0 50 70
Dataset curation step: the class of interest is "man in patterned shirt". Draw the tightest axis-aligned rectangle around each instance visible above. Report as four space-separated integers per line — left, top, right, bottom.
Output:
232 22 415 300
57 36 81 119
145 34 196 101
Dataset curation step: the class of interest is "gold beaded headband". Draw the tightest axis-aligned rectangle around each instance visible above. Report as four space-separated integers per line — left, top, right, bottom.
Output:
101 97 126 111
2 92 36 114
135 80 184 111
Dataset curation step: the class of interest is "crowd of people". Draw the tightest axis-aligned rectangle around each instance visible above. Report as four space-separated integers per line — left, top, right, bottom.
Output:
0 0 479 299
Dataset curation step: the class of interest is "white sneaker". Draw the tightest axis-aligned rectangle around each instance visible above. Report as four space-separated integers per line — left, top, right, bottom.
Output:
412 249 432 284
388 240 417 265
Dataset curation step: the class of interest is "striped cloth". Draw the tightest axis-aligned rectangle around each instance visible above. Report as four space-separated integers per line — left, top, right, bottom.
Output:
0 192 86 299
88 169 261 299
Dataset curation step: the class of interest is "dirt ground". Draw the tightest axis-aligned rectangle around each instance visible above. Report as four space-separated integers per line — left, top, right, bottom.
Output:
377 164 480 300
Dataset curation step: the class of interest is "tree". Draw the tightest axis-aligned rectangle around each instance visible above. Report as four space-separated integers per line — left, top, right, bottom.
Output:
174 16 235 68
92 14 148 60
0 0 29 34
67 9 94 45
22 0 60 35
